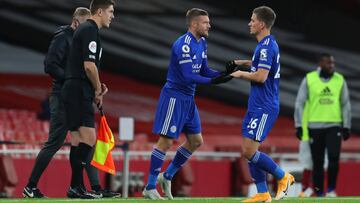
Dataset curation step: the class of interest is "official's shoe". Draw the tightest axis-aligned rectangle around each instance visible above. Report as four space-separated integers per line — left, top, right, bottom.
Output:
67 187 97 199
79 186 102 198
325 190 337 197
92 189 121 198
275 172 295 200
142 188 164 200
23 187 46 198
242 192 272 202
157 172 173 200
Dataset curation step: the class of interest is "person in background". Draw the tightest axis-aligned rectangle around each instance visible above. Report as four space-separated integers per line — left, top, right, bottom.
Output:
294 53 351 197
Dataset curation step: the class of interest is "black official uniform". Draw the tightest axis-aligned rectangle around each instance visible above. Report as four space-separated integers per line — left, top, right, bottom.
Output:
26 25 73 191
62 19 102 130
24 24 105 199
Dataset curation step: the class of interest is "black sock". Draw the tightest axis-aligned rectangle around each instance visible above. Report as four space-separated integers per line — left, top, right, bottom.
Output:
70 143 93 188
91 184 102 192
80 170 85 189
69 146 79 188
26 181 37 189
78 142 93 164
78 143 93 188
69 146 77 171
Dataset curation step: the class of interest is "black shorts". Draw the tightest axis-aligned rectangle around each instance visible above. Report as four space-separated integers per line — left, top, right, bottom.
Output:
61 79 95 131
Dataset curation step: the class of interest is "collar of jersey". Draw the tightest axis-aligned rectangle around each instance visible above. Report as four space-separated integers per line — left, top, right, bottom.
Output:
258 34 273 44
87 19 99 30
186 31 201 43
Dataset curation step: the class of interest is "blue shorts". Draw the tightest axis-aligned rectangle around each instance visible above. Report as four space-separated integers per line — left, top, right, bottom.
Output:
242 110 278 142
152 89 201 139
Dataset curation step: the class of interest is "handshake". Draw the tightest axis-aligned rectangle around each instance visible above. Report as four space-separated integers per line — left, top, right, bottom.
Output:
211 60 251 84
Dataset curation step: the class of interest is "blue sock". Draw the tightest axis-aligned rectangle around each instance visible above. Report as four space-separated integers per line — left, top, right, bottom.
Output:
250 151 285 180
327 186 334 193
146 148 165 190
249 162 268 193
316 191 324 196
164 146 192 180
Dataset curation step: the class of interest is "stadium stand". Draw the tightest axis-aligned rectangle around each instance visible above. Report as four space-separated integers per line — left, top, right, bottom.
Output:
1 72 360 197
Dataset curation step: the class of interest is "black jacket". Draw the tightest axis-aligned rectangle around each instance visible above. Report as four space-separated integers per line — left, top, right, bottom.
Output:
44 25 74 94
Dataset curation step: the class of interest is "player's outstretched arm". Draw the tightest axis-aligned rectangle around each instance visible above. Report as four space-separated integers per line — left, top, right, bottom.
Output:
234 60 252 67
230 68 269 83
210 74 233 84
226 60 252 73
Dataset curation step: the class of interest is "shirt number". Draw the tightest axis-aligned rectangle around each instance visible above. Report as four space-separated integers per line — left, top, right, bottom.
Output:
274 54 280 79
247 118 259 129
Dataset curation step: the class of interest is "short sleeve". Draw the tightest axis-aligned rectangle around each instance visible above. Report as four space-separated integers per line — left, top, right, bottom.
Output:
81 27 98 62
257 45 275 70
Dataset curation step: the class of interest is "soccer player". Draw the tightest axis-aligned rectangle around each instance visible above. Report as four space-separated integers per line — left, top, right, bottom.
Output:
23 7 92 198
61 0 114 198
142 8 233 200
229 6 294 202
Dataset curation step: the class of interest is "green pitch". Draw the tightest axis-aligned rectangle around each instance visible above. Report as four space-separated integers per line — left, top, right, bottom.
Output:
1 197 360 203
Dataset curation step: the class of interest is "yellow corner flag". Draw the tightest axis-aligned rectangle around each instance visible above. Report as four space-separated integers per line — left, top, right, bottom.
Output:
91 114 116 175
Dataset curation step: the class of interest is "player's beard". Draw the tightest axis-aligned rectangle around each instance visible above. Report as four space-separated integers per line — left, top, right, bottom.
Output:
199 30 209 38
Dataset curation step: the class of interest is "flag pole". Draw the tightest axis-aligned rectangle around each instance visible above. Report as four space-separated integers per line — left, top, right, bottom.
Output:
97 104 104 116
122 142 130 198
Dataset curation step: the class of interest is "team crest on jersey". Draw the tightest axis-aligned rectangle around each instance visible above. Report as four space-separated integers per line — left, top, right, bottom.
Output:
182 45 190 53
260 49 267 61
170 125 177 133
89 41 97 53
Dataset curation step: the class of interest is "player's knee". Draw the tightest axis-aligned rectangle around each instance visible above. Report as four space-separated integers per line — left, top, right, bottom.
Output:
81 134 96 146
187 136 203 150
158 143 172 152
89 135 97 146
157 136 173 152
71 135 80 146
192 138 203 149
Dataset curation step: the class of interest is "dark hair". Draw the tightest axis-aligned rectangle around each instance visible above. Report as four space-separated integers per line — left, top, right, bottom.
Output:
72 7 90 18
186 8 208 27
317 53 332 62
90 0 115 15
253 6 276 29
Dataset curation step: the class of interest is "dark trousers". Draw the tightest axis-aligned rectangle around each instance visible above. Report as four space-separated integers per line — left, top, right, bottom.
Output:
309 127 342 195
28 94 99 188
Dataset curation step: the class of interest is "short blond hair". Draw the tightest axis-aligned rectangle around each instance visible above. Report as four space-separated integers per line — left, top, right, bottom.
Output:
72 7 91 18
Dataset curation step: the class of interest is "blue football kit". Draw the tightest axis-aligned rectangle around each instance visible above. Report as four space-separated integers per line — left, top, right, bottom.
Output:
242 35 281 142
152 32 220 138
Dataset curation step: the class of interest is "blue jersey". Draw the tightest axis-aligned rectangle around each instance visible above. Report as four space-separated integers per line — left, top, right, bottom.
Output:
248 35 280 113
163 32 220 96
